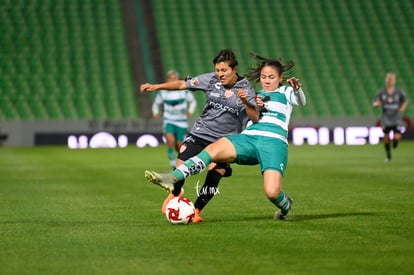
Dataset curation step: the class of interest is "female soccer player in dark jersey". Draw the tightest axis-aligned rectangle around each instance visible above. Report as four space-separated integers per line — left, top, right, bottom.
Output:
373 73 407 161
140 49 258 222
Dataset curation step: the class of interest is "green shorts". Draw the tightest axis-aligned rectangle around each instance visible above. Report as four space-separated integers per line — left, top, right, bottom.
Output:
225 134 288 176
164 123 188 142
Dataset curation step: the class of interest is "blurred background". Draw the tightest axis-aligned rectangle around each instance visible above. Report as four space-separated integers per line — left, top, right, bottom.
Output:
0 0 413 146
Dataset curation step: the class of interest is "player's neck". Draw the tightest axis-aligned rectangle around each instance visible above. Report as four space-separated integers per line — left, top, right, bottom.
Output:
386 86 395 93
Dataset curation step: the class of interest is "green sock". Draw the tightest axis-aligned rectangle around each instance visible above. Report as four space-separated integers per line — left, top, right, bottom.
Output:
167 147 176 167
269 191 291 215
171 150 212 181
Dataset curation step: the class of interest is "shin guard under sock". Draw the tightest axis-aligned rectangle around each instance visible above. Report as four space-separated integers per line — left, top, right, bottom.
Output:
385 143 391 159
393 140 399 149
194 170 222 211
172 179 185 196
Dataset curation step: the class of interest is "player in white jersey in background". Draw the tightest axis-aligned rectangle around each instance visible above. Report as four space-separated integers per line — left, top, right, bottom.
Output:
145 53 306 220
373 73 407 162
152 70 196 168
141 49 258 222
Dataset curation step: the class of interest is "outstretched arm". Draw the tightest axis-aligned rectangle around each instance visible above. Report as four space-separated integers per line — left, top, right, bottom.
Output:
287 77 306 106
140 80 187 93
399 100 407 113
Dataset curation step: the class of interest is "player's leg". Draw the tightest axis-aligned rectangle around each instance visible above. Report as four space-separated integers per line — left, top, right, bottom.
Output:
383 127 391 161
174 126 187 152
164 124 177 168
171 137 237 180
392 126 402 149
192 134 256 222
192 163 230 222
263 170 292 220
256 137 291 220
161 135 205 214
145 137 237 192
161 158 184 214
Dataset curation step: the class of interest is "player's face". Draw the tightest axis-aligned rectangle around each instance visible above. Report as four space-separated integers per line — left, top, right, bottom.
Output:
260 66 283 91
167 73 179 82
215 62 238 86
385 74 396 87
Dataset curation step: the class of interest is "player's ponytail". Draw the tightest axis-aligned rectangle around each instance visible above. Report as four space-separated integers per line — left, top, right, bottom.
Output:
245 52 295 86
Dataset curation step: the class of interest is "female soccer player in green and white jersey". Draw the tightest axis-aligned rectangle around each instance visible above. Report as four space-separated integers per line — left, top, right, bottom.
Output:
145 54 306 220
152 70 196 168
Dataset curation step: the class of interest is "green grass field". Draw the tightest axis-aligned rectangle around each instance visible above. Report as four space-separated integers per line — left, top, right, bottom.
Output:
1 143 413 274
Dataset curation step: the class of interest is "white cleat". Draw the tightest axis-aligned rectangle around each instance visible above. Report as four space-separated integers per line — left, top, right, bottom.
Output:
144 170 177 192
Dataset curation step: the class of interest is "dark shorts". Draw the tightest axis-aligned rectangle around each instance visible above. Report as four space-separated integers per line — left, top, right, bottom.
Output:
177 134 231 174
383 125 402 134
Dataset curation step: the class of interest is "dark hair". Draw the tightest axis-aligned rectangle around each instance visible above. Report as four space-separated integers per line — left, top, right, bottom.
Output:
213 49 238 69
245 52 295 85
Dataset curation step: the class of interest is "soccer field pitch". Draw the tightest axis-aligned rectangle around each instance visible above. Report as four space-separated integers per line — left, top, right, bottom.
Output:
1 143 413 274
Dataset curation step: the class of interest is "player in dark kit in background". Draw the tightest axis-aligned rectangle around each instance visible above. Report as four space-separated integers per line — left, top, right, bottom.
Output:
140 49 258 222
373 73 408 162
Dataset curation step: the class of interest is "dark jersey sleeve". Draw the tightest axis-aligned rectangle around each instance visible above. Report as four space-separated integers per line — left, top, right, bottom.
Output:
373 89 384 104
399 89 407 106
185 73 215 91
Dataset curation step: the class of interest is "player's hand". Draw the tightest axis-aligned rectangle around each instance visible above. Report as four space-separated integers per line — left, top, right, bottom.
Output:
237 89 248 104
256 95 264 107
186 111 192 118
373 101 382 107
140 83 156 92
287 77 302 90
153 113 161 119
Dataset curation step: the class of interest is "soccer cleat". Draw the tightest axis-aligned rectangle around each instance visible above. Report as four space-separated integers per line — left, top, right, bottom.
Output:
144 170 177 193
192 209 204 223
274 197 293 221
161 188 184 214
384 157 391 162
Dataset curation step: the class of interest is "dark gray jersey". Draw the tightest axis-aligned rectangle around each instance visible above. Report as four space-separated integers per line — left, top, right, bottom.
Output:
374 87 406 126
185 72 257 142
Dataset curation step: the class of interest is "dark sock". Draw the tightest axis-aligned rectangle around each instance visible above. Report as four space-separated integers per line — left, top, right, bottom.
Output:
385 143 391 159
194 170 222 211
172 179 184 196
393 140 399 149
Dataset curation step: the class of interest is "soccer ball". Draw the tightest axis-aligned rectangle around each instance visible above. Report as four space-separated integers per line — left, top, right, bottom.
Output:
165 197 195 225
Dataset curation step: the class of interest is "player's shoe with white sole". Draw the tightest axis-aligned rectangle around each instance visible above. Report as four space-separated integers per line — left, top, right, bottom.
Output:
144 170 177 192
274 197 293 220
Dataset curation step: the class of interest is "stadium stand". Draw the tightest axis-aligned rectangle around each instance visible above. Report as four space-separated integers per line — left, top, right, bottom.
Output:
152 0 413 118
0 0 137 120
1 0 412 121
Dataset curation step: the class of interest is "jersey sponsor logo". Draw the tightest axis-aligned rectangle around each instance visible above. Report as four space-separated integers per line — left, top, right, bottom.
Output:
208 101 239 115
190 78 199 86
179 144 187 153
214 83 222 89
224 89 234 98
210 92 220 98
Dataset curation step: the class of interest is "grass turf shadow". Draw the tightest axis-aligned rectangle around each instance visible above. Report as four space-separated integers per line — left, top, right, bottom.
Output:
207 212 379 223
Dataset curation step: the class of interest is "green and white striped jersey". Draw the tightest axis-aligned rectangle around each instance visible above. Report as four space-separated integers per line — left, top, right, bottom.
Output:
152 90 196 128
242 85 305 144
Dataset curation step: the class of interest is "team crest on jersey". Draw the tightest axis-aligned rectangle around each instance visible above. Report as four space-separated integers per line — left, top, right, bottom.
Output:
179 144 187 153
387 97 393 103
190 78 199 86
224 89 234 98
